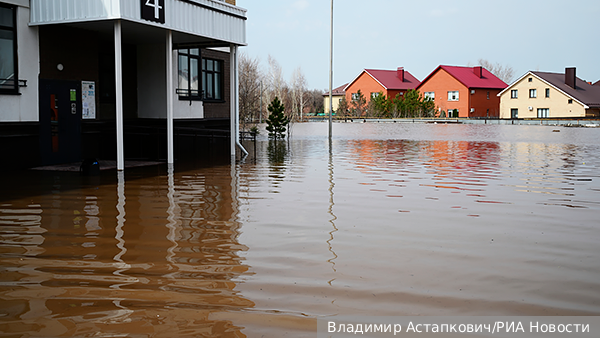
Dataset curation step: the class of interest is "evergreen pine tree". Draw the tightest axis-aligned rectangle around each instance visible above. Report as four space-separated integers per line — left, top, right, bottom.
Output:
265 97 290 139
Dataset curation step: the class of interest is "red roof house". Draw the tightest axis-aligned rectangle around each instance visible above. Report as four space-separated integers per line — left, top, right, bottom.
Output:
344 68 420 109
417 65 507 118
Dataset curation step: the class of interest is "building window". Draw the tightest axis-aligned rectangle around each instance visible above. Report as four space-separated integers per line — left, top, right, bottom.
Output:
545 88 550 98
448 91 459 101
178 48 201 99
537 108 549 118
528 77 532 82
202 58 223 100
351 93 360 101
487 91 490 99
568 99 573 104
177 50 224 101
511 108 518 118
0 4 18 94
529 89 537 98
424 92 435 100
511 89 518 98
371 92 380 99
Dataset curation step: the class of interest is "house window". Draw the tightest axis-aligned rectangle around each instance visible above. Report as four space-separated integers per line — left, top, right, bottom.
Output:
568 99 573 104
545 88 550 98
528 77 532 82
511 108 518 118
537 108 549 118
448 109 459 117
351 93 360 101
448 91 459 101
511 89 518 98
424 92 435 100
178 48 201 99
0 4 18 94
529 89 537 98
371 92 380 99
487 91 490 99
202 58 223 100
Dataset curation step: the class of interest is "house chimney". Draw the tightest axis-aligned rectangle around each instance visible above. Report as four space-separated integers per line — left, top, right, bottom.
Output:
565 67 576 89
397 67 404 82
473 66 483 78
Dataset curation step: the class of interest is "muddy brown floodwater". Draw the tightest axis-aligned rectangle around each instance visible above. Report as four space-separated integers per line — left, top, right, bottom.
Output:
1 123 599 337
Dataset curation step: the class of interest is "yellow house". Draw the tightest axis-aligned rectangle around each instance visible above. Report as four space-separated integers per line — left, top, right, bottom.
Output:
323 83 348 115
498 68 600 119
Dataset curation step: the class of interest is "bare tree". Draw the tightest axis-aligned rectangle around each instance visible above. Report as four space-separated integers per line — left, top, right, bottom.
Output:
267 55 285 101
290 67 308 121
239 53 262 129
475 59 515 84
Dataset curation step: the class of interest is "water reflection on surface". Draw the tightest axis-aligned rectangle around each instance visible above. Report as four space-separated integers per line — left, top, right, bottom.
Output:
1 164 258 337
1 123 600 337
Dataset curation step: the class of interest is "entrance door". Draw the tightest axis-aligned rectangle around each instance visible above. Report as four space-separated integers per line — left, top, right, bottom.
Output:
39 80 82 165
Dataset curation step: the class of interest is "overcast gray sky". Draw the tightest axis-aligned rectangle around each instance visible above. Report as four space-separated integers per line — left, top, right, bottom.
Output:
236 0 600 90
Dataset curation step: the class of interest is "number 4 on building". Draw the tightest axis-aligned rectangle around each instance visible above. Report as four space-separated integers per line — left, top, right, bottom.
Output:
145 0 163 19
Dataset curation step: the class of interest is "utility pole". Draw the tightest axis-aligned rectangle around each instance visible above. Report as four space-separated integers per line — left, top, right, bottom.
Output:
328 0 334 139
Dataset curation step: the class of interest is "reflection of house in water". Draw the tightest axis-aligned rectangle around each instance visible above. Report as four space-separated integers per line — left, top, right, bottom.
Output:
344 138 501 192
0 165 254 336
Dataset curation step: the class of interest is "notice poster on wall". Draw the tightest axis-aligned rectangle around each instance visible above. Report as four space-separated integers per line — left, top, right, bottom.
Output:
81 81 96 119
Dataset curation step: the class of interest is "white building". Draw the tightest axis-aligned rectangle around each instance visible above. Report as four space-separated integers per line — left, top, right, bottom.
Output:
0 0 247 170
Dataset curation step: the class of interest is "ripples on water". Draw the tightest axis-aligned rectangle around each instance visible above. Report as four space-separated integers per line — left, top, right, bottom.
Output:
1 123 599 337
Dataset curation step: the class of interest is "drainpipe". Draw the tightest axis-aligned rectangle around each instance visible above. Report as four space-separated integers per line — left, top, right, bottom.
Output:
230 44 248 157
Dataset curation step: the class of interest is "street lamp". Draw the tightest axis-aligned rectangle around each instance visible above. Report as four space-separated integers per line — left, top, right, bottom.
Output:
328 0 334 139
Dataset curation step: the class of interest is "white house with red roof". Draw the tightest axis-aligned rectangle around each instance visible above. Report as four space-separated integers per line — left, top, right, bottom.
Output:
417 65 507 118
344 67 420 112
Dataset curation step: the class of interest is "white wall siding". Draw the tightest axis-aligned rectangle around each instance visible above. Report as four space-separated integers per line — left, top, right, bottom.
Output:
30 0 246 45
30 0 119 23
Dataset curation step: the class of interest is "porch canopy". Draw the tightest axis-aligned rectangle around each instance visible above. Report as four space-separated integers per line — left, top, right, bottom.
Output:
29 0 247 170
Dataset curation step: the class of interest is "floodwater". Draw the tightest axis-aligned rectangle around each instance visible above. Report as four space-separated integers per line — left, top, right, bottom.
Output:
1 122 599 337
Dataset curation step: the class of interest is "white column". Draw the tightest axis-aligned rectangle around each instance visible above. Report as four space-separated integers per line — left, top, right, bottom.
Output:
115 20 124 171
166 30 174 164
230 44 237 156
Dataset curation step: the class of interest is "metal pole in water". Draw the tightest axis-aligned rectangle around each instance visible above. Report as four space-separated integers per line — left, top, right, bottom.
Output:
328 0 334 139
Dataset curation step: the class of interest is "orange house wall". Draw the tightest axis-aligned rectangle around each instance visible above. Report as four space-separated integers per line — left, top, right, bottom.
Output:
418 69 469 117
345 73 386 105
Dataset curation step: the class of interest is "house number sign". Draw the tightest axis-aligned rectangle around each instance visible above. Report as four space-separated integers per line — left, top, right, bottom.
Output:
141 0 165 24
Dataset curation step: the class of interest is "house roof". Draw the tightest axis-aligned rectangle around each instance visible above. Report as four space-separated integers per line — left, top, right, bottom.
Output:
594 80 600 86
418 65 508 90
530 71 600 108
323 83 348 96
344 69 420 92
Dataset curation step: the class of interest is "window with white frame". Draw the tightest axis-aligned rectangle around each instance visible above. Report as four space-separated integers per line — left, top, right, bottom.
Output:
537 108 549 118
510 89 518 99
529 89 537 98
371 92 380 99
0 4 18 94
545 88 550 98
424 92 435 100
351 93 360 101
448 91 459 101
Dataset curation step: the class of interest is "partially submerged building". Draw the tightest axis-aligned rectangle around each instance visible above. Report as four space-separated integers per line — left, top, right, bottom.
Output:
0 0 247 171
498 68 600 119
344 68 421 109
416 65 507 118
